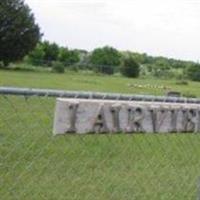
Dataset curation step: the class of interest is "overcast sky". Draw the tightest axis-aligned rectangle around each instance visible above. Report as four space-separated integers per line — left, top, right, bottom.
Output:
25 0 200 61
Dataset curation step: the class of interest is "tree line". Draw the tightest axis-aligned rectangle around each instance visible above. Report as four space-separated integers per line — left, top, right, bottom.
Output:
1 0 200 81
23 40 200 81
23 42 140 77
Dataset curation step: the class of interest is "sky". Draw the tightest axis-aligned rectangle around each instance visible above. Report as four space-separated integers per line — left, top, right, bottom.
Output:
25 0 200 61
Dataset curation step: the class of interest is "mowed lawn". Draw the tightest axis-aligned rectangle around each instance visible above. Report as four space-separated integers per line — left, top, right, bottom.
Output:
1 69 200 96
1 70 200 199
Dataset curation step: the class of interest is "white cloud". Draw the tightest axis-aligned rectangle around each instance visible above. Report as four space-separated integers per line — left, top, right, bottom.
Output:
25 0 200 61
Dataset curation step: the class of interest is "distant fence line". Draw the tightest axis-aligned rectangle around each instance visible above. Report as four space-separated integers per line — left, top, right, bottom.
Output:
0 87 200 104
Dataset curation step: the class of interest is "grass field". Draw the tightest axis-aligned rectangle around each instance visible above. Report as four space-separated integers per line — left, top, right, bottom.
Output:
1 69 200 97
1 70 200 199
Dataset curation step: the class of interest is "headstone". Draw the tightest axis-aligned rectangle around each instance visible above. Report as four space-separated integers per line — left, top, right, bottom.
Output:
53 98 200 135
166 91 181 97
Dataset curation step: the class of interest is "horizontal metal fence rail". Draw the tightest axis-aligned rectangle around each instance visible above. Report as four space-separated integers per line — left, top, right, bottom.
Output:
1 86 200 199
0 86 200 104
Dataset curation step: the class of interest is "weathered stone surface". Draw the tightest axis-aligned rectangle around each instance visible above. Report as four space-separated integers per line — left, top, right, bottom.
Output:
53 98 200 135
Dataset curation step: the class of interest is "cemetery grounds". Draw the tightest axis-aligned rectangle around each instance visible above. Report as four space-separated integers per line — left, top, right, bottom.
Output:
1 70 200 199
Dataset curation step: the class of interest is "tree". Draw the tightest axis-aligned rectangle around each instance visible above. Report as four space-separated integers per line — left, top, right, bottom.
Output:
90 46 121 74
152 58 171 78
120 56 140 78
187 63 200 81
58 47 80 66
26 43 44 66
0 0 41 66
42 41 59 65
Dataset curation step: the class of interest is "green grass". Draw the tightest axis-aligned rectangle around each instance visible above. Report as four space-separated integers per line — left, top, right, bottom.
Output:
1 69 200 97
1 69 200 199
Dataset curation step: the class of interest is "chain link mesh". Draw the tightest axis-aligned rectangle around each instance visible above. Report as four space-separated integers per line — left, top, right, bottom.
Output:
1 93 200 199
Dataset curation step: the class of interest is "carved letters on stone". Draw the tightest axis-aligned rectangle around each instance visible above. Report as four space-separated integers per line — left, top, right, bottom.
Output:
53 98 200 135
126 107 145 133
196 110 200 133
110 104 121 132
150 108 169 133
66 103 79 133
179 108 196 132
170 109 178 133
92 104 108 133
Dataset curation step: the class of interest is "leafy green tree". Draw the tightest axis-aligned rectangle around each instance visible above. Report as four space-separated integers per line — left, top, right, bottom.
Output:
0 0 41 66
124 51 146 64
26 43 44 66
42 41 59 65
90 46 121 74
151 59 171 78
187 63 200 81
58 48 80 66
120 56 140 78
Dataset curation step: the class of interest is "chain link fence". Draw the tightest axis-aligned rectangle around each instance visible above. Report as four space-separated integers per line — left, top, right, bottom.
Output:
1 87 200 200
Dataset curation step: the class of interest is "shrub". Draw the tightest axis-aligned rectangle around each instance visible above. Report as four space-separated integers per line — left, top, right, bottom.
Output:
182 92 197 98
67 65 79 72
90 46 121 75
95 65 115 75
186 63 200 81
151 65 171 78
120 57 140 78
52 61 65 73
175 80 188 85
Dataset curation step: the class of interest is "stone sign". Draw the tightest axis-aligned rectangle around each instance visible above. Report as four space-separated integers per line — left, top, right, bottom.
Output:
53 98 200 135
